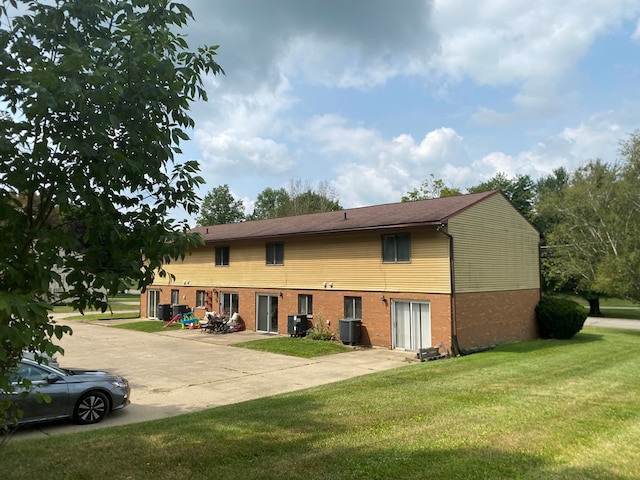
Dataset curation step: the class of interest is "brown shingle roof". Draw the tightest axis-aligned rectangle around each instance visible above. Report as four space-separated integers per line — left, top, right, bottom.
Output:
192 190 499 243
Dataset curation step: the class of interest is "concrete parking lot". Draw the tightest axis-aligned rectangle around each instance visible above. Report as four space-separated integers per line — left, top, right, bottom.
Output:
12 317 413 440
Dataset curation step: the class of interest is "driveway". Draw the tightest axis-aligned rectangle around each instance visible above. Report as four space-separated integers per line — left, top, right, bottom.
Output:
12 317 413 440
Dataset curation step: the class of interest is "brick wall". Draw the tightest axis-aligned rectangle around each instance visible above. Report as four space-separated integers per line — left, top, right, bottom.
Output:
140 287 454 349
455 288 540 350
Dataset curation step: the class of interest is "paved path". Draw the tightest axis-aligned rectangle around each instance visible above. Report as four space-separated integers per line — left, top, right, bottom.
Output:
584 316 640 330
12 317 413 440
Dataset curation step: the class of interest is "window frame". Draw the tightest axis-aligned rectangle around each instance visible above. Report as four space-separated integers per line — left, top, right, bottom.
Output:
215 246 230 266
266 242 284 265
170 289 180 305
220 292 239 316
344 296 362 319
382 233 411 263
298 294 313 315
195 290 206 308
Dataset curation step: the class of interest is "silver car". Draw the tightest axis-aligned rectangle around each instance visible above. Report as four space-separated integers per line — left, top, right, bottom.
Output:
2 358 130 426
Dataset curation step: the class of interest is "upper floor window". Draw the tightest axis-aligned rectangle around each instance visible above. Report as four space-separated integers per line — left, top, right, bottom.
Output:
382 234 411 263
266 242 284 265
215 246 229 266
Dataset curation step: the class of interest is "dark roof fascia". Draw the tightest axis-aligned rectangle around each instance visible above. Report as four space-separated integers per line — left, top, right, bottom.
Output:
194 191 498 244
200 221 445 244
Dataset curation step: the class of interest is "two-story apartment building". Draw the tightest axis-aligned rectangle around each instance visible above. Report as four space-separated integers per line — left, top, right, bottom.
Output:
140 190 541 354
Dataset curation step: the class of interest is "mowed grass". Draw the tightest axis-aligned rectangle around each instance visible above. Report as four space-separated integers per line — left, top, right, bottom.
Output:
2 327 640 479
112 323 350 355
54 294 140 320
111 320 182 333
233 336 351 357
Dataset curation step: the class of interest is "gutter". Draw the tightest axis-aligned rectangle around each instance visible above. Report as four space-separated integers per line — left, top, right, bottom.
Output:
437 223 463 356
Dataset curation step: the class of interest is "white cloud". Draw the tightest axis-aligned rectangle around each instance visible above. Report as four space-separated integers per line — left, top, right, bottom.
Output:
430 0 640 110
179 0 640 212
303 116 473 203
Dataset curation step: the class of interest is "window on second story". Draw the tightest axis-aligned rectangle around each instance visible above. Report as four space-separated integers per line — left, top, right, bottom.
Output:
215 246 229 266
382 233 411 263
266 242 284 265
298 294 313 315
344 296 362 319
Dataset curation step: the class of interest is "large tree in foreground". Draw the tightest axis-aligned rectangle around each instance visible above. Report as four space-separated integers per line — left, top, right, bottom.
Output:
0 0 222 424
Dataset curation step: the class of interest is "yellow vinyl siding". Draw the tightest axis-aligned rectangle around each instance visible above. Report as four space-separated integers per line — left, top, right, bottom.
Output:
157 229 451 294
448 194 540 293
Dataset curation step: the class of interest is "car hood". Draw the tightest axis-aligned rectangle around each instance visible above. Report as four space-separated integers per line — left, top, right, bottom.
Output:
65 369 126 383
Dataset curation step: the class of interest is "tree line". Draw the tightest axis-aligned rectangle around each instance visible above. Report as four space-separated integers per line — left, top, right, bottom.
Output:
195 180 342 225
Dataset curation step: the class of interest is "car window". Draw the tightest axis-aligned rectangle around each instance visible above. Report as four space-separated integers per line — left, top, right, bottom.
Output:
16 363 50 383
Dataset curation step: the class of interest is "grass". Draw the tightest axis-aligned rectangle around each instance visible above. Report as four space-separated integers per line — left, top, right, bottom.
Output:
111 323 348 356
233 336 351 358
111 320 182 333
2 326 640 479
51 293 140 314
559 295 640 320
595 307 640 320
62 311 141 322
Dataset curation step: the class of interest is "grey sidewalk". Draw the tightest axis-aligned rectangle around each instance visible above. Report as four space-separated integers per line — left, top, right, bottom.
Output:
584 316 640 330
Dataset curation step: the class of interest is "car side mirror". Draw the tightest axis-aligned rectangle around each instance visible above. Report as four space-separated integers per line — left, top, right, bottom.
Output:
47 373 60 383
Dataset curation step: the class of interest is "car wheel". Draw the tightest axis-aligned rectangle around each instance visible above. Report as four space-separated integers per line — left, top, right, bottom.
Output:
74 391 110 425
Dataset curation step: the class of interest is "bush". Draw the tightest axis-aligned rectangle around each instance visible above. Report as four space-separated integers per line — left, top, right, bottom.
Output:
305 319 336 341
535 296 587 339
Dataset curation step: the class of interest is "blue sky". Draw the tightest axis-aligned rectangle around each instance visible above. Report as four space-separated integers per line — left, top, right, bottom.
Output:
177 0 640 223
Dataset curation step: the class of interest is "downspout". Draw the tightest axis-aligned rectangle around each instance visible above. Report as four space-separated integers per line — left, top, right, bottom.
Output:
437 223 463 356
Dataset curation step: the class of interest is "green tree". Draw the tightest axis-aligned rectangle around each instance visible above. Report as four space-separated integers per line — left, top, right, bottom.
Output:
534 167 570 234
0 0 223 424
249 180 342 219
280 180 342 216
402 174 462 201
248 187 290 220
538 144 640 313
196 184 245 225
467 173 536 219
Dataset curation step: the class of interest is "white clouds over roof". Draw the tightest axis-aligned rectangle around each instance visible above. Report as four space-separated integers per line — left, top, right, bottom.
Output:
175 0 640 221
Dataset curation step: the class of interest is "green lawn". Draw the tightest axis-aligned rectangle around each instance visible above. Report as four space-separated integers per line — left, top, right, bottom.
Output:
62 311 141 322
51 293 140 314
233 336 351 357
2 326 639 479
111 320 182 333
111 322 350 355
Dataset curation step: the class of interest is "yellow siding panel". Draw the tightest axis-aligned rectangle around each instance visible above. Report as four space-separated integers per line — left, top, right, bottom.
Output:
156 229 451 294
448 194 540 293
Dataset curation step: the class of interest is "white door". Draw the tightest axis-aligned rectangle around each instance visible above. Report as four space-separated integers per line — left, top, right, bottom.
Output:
393 300 431 351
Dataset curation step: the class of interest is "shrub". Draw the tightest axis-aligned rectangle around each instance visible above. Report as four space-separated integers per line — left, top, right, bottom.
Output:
535 296 587 339
306 318 336 341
